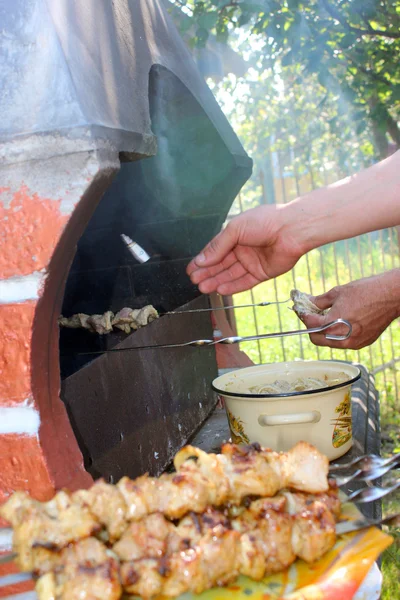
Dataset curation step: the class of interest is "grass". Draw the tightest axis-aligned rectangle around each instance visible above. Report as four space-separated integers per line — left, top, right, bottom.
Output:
231 231 400 597
381 424 400 600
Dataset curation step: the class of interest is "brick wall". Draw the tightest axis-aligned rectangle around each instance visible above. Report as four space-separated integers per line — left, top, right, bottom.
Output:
0 152 119 538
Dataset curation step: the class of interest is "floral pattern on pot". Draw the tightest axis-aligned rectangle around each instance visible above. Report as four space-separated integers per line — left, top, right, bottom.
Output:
226 408 250 445
332 391 352 448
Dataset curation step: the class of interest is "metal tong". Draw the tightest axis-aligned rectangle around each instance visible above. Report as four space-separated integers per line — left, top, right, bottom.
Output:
81 319 352 355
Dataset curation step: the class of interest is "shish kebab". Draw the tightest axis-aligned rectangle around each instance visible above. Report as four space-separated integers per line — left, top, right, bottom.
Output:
29 491 340 600
0 442 347 600
2 441 330 544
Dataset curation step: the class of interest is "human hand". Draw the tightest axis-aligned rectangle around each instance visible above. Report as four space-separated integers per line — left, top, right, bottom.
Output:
296 272 400 350
187 205 305 294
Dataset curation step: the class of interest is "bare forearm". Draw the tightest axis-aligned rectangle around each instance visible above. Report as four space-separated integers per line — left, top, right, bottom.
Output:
283 151 400 253
379 268 400 321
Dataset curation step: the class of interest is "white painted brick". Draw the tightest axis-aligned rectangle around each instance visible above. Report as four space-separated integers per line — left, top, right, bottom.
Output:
0 406 40 435
0 271 46 304
0 528 12 552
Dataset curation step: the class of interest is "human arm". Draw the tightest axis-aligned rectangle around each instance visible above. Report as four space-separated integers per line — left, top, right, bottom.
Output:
187 151 400 295
297 270 400 350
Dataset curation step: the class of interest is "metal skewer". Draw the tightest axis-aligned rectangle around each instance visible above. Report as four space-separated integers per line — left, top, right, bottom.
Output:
162 299 290 315
79 319 352 355
345 480 400 504
331 453 400 487
330 452 400 473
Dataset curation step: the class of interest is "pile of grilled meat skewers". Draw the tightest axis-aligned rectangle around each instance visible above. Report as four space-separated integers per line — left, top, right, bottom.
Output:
1 441 342 600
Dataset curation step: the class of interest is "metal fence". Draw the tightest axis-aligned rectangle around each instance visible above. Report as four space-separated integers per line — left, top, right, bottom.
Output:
227 150 400 413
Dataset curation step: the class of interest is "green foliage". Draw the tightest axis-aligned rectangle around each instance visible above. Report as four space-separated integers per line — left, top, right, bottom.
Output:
172 0 400 155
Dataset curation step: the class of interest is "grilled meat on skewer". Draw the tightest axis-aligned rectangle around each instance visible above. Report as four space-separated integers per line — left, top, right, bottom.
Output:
0 442 336 599
58 305 158 335
117 441 329 521
118 497 336 598
1 442 329 556
32 494 337 600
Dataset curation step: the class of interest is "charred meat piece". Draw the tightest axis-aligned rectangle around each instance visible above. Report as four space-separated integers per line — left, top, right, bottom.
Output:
36 538 121 600
276 441 330 494
113 513 175 561
164 528 241 597
291 500 337 562
59 305 158 335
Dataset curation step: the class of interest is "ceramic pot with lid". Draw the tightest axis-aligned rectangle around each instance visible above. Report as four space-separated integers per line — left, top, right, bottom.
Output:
212 360 361 461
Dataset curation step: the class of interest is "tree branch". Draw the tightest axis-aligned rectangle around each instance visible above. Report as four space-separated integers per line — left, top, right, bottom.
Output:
342 51 392 88
320 0 400 39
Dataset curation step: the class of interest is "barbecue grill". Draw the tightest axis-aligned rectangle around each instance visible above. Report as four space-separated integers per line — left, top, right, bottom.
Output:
0 0 252 525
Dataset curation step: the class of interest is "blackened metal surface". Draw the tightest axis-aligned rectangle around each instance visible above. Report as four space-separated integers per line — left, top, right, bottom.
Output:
61 295 218 481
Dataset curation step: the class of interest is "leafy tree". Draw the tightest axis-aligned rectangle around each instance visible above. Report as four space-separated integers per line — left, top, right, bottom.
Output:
171 0 400 158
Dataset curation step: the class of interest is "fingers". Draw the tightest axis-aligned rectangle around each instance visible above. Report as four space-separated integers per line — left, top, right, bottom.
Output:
309 333 339 348
189 252 237 285
197 261 248 293
299 306 354 349
309 287 339 311
216 273 260 295
187 221 239 273
298 313 326 329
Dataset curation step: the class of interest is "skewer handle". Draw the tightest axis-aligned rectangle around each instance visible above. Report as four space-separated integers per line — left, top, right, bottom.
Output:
189 319 352 346
80 319 352 354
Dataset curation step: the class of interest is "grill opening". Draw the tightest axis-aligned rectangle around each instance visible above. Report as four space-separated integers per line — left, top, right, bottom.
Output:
58 66 248 483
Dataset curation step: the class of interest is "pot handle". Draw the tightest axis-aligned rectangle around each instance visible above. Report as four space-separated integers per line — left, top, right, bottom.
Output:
258 411 321 426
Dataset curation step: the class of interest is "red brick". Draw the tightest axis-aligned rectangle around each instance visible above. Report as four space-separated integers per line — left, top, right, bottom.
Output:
0 435 54 505
0 554 34 598
0 302 36 404
0 185 68 278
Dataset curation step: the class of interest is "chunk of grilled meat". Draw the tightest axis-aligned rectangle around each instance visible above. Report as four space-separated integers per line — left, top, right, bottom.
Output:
292 501 336 563
281 489 341 519
74 480 128 542
0 491 100 573
36 538 121 600
232 497 296 580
